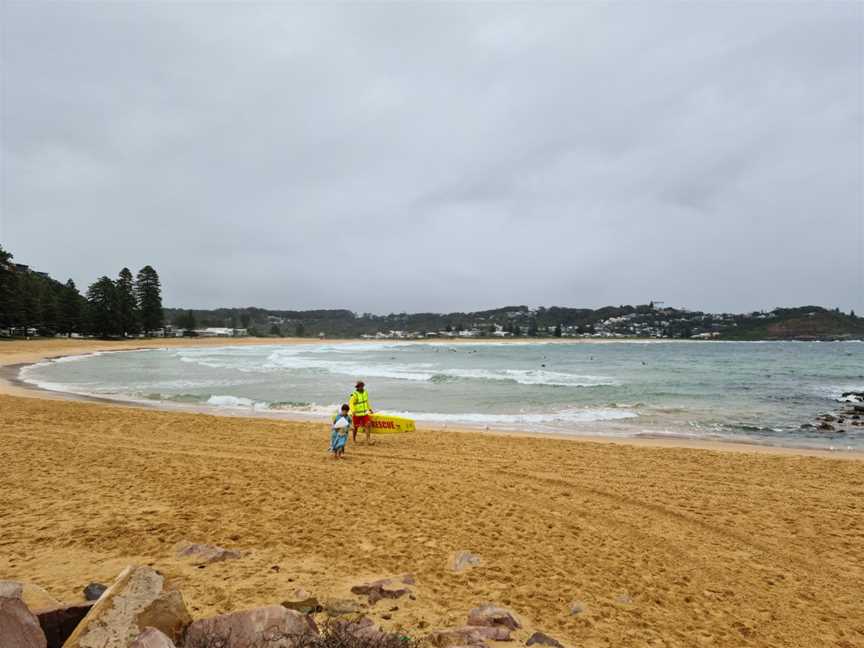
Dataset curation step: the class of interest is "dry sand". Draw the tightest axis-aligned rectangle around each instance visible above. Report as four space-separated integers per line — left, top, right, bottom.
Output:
1 338 863 647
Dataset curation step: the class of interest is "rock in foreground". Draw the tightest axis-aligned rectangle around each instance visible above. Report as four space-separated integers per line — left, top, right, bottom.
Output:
184 605 317 648
0 580 60 611
0 596 47 648
129 627 177 648
62 565 186 648
427 625 512 647
466 604 521 630
526 631 564 648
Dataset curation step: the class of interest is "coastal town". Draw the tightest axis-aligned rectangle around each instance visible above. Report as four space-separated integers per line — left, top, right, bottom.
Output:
3 250 862 342
164 304 861 342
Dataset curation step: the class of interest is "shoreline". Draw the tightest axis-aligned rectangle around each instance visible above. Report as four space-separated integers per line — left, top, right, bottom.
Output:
3 337 862 460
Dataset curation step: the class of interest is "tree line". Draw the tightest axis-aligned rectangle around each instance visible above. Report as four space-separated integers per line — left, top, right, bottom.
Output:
0 244 164 338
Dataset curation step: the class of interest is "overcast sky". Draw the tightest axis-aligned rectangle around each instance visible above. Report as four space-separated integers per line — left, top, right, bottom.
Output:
2 2 862 314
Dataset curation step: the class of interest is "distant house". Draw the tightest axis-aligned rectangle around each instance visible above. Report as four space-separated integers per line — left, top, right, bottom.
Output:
196 327 248 337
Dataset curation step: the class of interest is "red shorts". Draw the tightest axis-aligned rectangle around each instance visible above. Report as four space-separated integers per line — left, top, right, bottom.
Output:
353 414 372 427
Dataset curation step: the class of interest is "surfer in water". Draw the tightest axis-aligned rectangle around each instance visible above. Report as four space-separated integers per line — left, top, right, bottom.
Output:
349 381 374 445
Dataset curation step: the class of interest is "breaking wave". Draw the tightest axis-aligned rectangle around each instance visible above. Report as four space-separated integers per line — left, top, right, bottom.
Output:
172 347 621 387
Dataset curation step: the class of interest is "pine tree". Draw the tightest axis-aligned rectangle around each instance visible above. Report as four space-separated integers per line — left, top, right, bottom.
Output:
116 268 139 337
528 318 539 337
41 288 59 335
60 279 83 337
87 276 118 338
135 265 164 335
0 246 15 330
17 274 41 335
554 323 562 337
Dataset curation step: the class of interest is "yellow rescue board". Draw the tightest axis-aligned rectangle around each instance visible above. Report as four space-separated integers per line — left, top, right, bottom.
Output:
368 413 416 434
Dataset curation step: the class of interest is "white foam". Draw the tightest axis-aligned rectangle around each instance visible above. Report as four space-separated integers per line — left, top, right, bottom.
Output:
206 395 263 409
384 407 637 425
257 347 618 387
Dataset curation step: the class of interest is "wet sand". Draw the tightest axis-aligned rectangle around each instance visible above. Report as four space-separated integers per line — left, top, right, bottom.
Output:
1 338 863 647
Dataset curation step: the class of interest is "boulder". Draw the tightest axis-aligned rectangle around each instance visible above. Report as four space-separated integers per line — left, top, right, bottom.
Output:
323 598 364 616
450 551 482 572
817 422 835 431
62 565 166 648
35 602 93 648
175 541 242 564
134 590 192 644
184 605 318 648
331 617 390 642
281 595 321 615
0 596 47 648
0 580 61 611
129 627 176 648
839 391 864 403
82 584 107 602
526 632 564 648
427 625 512 647
466 605 521 631
350 579 409 605
819 414 837 422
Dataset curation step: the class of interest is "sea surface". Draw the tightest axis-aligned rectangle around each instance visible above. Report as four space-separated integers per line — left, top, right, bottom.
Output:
20 340 864 450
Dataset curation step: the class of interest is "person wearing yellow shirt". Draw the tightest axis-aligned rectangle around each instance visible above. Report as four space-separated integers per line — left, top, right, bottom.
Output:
349 380 374 445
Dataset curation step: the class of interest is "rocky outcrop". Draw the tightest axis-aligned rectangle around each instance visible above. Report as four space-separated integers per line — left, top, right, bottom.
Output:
466 604 521 631
838 391 864 403
128 627 177 648
184 605 317 648
0 596 47 648
62 565 186 648
175 542 242 564
35 602 93 648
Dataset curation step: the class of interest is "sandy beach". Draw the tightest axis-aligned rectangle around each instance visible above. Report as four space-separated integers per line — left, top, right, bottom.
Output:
2 339 863 647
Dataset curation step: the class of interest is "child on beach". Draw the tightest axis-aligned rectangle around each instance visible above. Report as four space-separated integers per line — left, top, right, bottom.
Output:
330 404 351 460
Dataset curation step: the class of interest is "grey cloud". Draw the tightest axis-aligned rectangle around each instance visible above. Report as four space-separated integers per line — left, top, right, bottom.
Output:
2 2 861 313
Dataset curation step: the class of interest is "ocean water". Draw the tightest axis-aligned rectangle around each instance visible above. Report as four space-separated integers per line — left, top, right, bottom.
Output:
19 341 864 450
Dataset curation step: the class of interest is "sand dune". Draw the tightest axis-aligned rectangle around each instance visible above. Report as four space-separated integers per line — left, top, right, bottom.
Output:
1 339 863 647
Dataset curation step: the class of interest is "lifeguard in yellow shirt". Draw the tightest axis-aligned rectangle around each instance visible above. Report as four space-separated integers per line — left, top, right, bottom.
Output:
349 380 374 445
